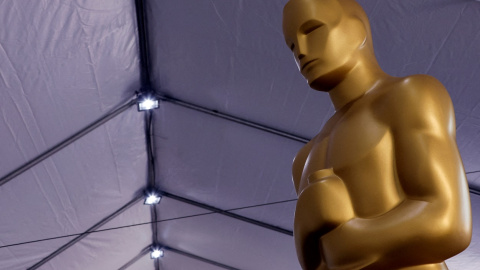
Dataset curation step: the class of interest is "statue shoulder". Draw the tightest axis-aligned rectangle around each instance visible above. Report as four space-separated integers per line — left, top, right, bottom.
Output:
378 75 454 133
387 74 451 106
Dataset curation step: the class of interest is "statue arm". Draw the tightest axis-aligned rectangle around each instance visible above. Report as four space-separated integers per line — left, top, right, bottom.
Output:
321 75 472 268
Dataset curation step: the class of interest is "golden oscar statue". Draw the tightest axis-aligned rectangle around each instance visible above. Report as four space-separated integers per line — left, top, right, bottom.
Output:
282 0 472 269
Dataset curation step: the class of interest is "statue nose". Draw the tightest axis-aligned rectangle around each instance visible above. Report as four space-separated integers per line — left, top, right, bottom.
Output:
298 53 306 60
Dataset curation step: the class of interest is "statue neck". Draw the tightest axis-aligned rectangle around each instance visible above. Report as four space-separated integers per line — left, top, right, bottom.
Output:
328 58 389 111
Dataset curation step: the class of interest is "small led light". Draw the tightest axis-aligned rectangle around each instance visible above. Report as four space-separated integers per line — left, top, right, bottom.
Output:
137 91 159 111
150 248 164 259
144 193 161 205
138 98 159 111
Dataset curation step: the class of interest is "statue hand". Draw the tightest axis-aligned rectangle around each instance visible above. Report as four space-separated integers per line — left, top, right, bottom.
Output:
294 169 354 270
295 169 354 235
320 219 378 270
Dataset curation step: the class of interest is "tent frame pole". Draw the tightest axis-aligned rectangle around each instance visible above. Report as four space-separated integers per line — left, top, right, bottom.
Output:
159 95 310 144
117 244 241 270
163 244 241 270
118 246 151 270
158 190 293 236
134 0 152 91
0 97 137 188
27 194 143 270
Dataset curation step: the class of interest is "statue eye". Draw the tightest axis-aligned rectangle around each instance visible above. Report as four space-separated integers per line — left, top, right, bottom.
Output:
301 20 324 35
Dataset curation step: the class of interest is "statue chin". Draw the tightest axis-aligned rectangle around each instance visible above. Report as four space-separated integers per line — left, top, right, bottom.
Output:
306 65 351 92
309 77 332 92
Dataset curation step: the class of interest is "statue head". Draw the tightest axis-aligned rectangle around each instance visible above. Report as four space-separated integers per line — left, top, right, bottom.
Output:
282 0 374 91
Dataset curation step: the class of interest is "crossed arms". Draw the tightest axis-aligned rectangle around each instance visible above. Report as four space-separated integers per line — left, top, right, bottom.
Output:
294 75 472 270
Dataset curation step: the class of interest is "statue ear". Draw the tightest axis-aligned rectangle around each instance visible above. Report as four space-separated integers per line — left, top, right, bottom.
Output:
341 4 372 51
342 0 372 44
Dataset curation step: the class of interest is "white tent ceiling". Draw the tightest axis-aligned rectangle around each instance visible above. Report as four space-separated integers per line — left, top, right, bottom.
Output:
0 0 479 269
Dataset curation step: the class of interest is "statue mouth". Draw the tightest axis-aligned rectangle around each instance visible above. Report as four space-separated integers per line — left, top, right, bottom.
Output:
301 59 318 71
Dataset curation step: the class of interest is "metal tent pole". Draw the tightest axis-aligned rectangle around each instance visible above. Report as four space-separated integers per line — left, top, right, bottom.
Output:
118 246 151 270
162 244 241 270
0 97 137 188
158 190 293 236
159 95 310 144
27 194 143 270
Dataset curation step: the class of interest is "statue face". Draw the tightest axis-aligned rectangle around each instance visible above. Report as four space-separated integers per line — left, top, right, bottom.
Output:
283 0 367 91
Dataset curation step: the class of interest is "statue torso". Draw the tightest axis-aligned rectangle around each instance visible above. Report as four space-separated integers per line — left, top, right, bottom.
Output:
293 84 405 218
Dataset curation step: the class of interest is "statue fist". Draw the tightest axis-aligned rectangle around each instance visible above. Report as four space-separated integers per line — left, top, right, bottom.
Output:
295 168 354 237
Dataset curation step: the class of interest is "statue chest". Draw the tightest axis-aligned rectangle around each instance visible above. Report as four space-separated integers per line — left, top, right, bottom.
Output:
297 107 402 216
302 108 387 175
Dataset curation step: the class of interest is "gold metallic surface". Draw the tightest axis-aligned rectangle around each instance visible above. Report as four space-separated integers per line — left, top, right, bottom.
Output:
282 0 472 269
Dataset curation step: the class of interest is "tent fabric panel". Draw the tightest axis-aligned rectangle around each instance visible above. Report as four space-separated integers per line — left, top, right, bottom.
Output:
0 0 140 176
95 200 152 232
468 173 480 191
0 109 148 269
147 0 480 141
41 225 152 270
0 237 77 270
148 0 333 140
0 109 146 243
457 117 480 174
157 213 299 270
158 249 230 270
126 254 156 270
154 102 299 211
16 197 152 270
